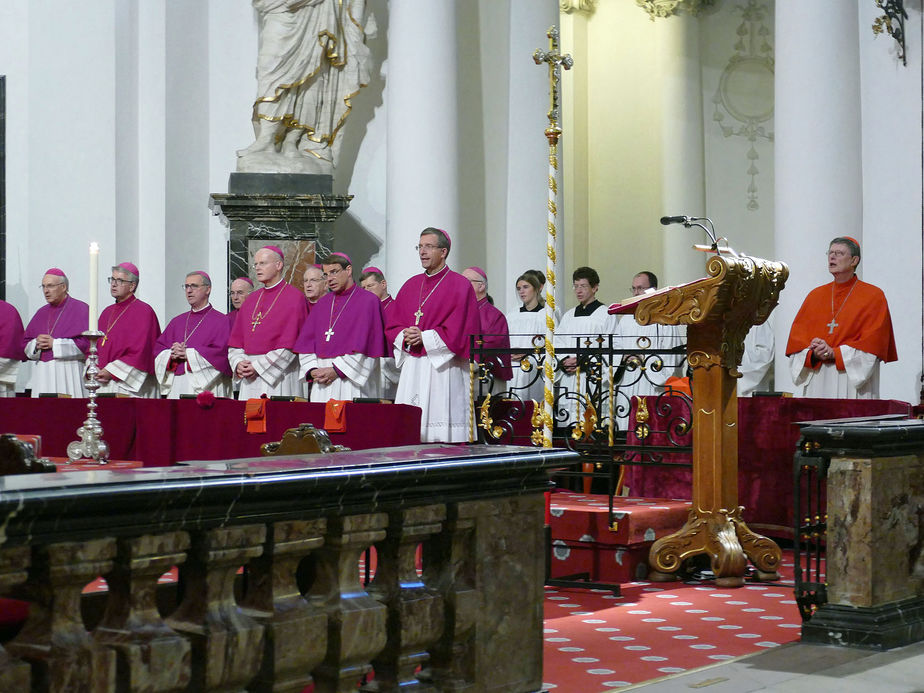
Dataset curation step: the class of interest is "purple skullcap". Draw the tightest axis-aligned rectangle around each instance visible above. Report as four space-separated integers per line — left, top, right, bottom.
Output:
191 270 211 283
465 266 487 280
439 228 451 248
44 268 66 277
312 263 323 270
235 277 255 287
328 252 352 265
362 266 383 276
260 245 285 261
118 262 139 277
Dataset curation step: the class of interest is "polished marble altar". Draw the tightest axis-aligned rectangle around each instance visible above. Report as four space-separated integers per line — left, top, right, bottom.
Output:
0 443 574 691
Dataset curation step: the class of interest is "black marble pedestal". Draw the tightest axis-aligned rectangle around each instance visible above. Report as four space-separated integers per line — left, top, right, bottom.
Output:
210 173 352 307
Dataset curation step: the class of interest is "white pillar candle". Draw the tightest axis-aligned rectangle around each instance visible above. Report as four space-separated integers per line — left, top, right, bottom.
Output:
89 242 99 332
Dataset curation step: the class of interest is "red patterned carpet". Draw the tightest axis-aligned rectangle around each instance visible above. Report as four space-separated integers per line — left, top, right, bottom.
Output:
541 552 804 692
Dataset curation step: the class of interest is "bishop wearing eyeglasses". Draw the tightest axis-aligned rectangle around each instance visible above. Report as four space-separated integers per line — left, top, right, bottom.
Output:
385 228 480 442
22 268 90 397
228 246 308 398
97 262 162 398
294 252 386 402
154 271 232 398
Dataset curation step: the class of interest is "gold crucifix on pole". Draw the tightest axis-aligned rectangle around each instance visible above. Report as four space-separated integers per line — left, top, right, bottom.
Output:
532 27 572 448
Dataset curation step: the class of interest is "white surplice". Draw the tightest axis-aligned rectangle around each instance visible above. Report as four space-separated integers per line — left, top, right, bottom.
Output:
299 352 379 403
505 308 549 405
0 357 19 397
737 320 774 397
393 330 472 443
788 345 880 399
24 338 87 397
612 316 685 429
229 347 302 398
154 348 232 399
553 303 618 427
97 359 159 398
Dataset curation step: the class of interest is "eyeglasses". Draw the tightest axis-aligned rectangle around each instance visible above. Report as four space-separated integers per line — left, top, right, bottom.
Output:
230 290 248 297
107 277 134 286
324 268 346 277
304 278 324 285
415 244 442 252
183 283 204 290
252 260 276 269
40 283 65 290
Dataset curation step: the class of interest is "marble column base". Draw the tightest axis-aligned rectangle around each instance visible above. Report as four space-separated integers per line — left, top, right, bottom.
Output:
801 597 924 651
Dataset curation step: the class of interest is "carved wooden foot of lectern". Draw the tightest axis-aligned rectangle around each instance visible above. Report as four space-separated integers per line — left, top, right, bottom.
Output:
611 254 789 586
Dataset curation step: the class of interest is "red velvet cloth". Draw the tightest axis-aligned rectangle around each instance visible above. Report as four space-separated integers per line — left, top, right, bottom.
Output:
0 398 422 466
622 396 912 536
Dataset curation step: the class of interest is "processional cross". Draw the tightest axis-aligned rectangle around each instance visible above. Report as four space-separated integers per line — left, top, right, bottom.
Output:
531 27 572 449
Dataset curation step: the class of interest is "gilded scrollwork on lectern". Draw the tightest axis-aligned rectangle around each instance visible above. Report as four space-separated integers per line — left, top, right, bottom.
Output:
634 254 788 586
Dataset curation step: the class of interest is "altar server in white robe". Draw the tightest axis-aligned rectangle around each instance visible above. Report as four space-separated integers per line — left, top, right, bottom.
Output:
612 271 685 430
738 319 775 397
385 228 480 443
22 268 89 397
294 253 386 403
154 271 233 398
554 266 618 427
506 272 549 404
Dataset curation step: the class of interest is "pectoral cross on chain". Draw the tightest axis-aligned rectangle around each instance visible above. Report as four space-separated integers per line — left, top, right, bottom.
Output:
251 313 262 332
827 318 838 334
533 25 573 140
324 327 335 341
414 308 423 326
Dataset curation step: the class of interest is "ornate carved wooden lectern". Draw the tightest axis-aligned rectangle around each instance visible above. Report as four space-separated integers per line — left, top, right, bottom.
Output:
611 254 789 586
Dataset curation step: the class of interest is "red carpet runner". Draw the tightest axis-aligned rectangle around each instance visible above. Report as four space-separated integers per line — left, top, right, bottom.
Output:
541 551 804 691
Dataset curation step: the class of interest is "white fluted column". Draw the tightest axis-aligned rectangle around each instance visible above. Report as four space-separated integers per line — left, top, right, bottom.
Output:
773 1 862 388
658 15 707 287
499 0 560 313
385 1 460 287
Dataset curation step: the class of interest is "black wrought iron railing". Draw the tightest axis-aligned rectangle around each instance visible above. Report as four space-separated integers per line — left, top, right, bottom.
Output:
470 331 693 519
793 444 828 621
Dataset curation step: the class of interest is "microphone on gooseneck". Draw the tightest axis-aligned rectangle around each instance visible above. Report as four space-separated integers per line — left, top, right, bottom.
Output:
659 216 690 226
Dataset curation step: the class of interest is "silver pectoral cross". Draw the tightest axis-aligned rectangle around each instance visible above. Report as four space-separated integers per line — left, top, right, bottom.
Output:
324 327 334 341
414 308 423 326
826 318 838 334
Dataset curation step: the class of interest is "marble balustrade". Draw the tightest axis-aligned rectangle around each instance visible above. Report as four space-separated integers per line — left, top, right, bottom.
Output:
0 443 575 692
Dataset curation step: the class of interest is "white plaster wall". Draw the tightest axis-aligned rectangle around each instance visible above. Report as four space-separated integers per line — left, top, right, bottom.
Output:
856 0 923 404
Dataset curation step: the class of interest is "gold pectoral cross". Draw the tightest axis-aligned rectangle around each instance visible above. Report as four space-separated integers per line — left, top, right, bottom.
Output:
324 327 334 341
100 335 107 347
827 318 838 334
251 313 262 332
414 308 423 326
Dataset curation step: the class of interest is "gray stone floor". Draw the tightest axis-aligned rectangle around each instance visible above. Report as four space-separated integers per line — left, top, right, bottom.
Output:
615 640 924 693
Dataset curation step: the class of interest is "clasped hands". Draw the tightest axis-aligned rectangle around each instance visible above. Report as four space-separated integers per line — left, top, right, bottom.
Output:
402 326 423 348
810 337 836 363
169 342 187 362
34 334 54 351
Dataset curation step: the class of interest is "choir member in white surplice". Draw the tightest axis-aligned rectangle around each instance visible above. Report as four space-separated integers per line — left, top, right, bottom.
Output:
554 266 618 427
613 271 685 429
385 228 480 443
154 271 233 398
22 268 89 397
506 272 550 405
294 253 386 403
738 319 775 397
228 246 309 398
360 266 400 400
